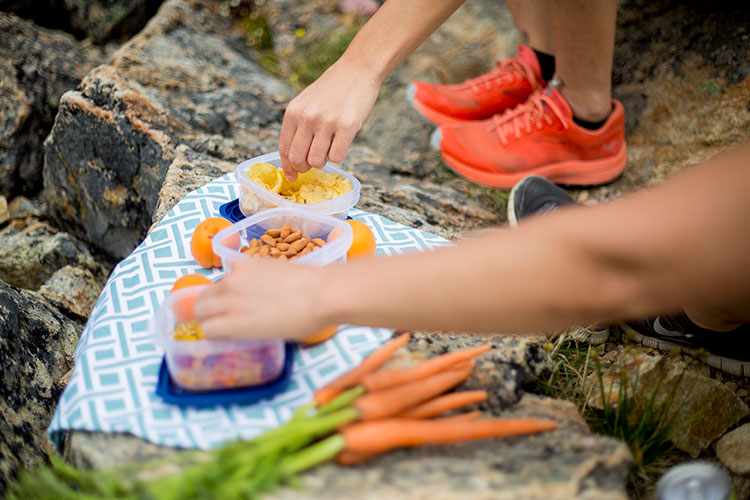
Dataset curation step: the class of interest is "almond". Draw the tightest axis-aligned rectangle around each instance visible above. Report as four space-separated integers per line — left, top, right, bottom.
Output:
244 246 259 256
259 246 270 257
249 238 260 249
289 238 307 253
276 242 290 251
265 228 282 238
312 238 326 247
270 247 281 257
284 231 302 243
260 234 277 246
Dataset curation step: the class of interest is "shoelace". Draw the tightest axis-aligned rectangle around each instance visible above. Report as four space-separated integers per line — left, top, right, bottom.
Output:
490 90 568 145
464 58 539 95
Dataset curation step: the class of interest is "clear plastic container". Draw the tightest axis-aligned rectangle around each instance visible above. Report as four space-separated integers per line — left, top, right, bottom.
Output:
213 207 353 271
153 285 285 391
235 151 361 219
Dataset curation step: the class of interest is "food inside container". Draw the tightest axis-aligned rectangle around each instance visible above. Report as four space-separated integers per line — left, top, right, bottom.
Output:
235 151 361 218
239 222 329 260
154 285 285 391
212 207 353 271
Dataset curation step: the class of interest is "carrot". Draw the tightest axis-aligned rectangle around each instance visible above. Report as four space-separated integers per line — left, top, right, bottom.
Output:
335 411 482 466
340 417 558 455
314 333 410 406
400 390 487 419
362 344 492 392
354 360 474 421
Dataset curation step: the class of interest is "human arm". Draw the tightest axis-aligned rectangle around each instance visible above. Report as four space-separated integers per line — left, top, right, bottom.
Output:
279 0 466 179
195 145 750 339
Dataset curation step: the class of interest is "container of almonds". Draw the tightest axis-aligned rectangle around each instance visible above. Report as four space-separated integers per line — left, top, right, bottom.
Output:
212 207 354 270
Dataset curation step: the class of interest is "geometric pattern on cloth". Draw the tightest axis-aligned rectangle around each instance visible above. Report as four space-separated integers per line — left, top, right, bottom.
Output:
48 173 450 450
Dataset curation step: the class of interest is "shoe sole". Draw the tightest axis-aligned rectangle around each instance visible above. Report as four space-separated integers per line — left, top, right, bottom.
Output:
622 324 750 377
506 177 525 227
441 146 627 189
406 84 483 127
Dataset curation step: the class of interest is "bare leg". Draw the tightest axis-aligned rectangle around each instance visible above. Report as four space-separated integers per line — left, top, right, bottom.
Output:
548 0 618 122
506 0 553 54
685 306 746 332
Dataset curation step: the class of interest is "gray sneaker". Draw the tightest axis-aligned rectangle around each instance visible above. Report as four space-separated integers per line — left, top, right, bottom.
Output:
507 175 576 226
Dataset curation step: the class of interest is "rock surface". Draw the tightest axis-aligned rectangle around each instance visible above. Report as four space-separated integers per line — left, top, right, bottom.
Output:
0 12 105 198
0 195 8 225
716 423 750 475
43 0 292 259
0 218 102 291
0 0 165 43
585 350 749 457
38 265 103 320
0 280 82 494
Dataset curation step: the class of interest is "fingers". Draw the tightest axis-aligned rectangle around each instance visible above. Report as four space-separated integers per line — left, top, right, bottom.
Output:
308 130 334 168
279 110 298 180
328 127 357 163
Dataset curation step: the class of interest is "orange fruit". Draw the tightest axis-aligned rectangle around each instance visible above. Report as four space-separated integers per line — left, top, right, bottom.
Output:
345 219 376 259
302 325 339 344
190 217 239 268
170 274 212 323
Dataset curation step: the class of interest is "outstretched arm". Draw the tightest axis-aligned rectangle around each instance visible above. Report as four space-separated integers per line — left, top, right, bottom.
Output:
196 145 750 339
279 0 466 179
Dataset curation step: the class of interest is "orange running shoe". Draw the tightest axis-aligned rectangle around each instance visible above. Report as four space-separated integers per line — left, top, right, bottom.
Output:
407 44 545 126
434 84 627 188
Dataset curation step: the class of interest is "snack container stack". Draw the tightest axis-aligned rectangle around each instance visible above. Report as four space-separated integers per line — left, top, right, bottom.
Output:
153 285 285 391
235 151 361 219
212 207 354 272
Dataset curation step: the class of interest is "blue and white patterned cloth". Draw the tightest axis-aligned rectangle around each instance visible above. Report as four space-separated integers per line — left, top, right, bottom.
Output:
48 173 450 450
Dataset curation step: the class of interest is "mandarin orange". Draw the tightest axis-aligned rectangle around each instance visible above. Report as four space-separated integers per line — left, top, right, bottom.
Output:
190 217 239 268
170 273 212 323
345 219 376 259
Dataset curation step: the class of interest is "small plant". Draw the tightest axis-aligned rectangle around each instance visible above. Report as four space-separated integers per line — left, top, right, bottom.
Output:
535 330 694 499
588 350 688 469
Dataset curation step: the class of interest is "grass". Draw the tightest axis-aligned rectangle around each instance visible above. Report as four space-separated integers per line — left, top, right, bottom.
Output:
239 9 365 91
536 328 691 499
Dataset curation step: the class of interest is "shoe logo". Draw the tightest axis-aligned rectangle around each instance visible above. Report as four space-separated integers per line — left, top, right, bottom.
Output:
653 317 691 338
601 140 619 153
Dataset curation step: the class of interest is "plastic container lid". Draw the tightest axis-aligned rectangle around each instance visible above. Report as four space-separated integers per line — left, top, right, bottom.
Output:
152 285 286 391
235 151 361 219
155 343 295 407
212 207 353 271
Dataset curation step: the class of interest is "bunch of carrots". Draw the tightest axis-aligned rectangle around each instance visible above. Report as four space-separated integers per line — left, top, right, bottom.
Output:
9 334 557 500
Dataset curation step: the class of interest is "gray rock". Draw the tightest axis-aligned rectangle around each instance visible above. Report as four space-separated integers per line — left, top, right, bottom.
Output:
43 0 292 259
6 195 42 220
716 423 750 475
0 0 165 44
38 265 104 320
0 279 82 494
0 12 105 198
150 145 235 227
0 218 100 290
0 195 8 225
405 332 551 411
585 350 749 457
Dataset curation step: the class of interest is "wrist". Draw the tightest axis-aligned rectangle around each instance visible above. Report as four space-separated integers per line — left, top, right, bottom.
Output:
336 44 390 85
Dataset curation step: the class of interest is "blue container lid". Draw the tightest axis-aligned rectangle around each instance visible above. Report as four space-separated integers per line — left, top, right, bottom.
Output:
219 198 353 225
219 198 247 224
156 342 295 407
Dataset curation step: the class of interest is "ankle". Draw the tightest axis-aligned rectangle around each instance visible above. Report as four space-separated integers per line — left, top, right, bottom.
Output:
559 87 611 123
